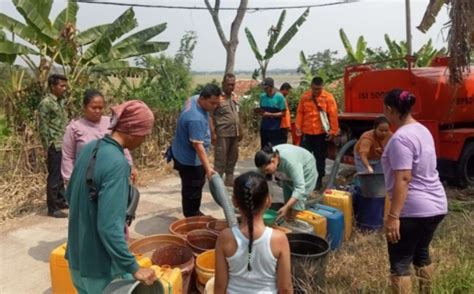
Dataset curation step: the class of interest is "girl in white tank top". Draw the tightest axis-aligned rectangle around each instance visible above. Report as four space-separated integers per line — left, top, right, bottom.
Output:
214 171 293 294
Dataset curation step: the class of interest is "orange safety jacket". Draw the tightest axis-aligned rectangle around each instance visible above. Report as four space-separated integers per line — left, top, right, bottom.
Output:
295 89 339 136
281 98 291 129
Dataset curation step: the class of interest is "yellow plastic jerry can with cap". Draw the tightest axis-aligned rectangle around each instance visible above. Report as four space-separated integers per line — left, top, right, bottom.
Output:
323 189 353 241
296 210 327 238
50 242 152 294
151 265 183 294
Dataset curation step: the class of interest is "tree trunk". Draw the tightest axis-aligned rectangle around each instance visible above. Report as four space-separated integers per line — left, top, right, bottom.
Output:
204 0 248 74
225 45 236 74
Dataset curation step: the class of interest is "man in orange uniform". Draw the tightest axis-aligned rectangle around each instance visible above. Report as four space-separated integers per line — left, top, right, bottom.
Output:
279 82 292 143
295 77 339 190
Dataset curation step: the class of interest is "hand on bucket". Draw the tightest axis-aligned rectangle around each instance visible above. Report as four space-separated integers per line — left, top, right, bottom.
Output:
134 267 156 286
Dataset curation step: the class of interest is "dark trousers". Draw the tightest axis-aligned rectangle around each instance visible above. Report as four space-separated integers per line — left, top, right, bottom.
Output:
260 129 284 149
174 159 206 217
280 128 289 144
46 146 66 213
388 214 445 276
300 134 328 180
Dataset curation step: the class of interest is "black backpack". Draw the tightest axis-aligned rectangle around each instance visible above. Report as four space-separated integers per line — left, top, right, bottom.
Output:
86 139 140 226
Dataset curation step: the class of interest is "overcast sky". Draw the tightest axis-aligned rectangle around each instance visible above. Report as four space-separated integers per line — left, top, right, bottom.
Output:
0 0 450 72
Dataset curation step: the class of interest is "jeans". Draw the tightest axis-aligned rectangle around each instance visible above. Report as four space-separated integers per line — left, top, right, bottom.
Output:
46 146 66 212
388 214 445 276
174 159 206 217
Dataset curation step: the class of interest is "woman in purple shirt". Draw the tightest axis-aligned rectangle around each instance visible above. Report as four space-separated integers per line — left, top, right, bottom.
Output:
61 89 136 182
382 89 447 293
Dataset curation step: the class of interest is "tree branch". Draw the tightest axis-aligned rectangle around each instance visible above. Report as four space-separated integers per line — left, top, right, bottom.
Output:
229 0 248 46
204 0 228 47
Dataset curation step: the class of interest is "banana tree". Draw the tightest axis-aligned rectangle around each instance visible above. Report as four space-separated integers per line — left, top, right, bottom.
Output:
245 8 310 79
0 0 169 92
0 0 169 130
339 28 367 64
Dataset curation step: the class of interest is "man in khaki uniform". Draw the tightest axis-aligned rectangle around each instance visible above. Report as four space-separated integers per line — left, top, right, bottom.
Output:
210 73 242 186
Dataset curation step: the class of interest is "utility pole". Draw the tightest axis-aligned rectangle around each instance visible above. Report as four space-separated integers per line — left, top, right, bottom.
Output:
405 0 412 56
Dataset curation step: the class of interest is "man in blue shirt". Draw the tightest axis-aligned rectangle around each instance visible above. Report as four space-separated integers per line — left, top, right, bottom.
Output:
172 84 221 217
257 77 287 149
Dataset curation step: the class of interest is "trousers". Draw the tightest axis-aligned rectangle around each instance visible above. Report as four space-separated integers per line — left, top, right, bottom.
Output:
174 159 206 217
47 146 66 212
214 136 239 181
388 214 445 276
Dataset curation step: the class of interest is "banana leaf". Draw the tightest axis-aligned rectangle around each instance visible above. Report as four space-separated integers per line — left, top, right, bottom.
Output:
0 13 54 45
417 0 447 33
76 24 111 46
81 8 137 63
53 0 78 32
264 10 286 60
93 41 169 64
384 34 399 58
245 28 263 61
273 8 309 54
339 28 356 63
355 36 367 63
0 39 37 63
113 23 167 49
12 0 55 39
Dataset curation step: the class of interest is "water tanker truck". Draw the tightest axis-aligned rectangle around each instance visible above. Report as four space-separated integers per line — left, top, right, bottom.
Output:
333 57 474 188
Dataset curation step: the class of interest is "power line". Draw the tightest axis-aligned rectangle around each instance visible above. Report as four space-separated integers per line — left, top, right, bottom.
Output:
75 0 358 11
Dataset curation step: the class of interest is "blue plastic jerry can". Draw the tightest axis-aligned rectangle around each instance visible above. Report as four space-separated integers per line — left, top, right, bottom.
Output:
308 204 344 250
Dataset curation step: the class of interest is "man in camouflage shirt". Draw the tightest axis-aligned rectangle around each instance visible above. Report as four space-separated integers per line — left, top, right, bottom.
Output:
209 73 242 186
38 74 69 218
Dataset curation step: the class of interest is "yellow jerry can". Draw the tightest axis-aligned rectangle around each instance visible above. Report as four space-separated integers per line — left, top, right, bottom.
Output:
295 210 327 238
323 189 353 241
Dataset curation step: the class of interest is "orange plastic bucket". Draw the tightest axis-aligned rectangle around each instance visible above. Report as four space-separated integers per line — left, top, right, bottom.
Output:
169 216 216 238
195 249 215 286
129 234 186 258
206 219 229 235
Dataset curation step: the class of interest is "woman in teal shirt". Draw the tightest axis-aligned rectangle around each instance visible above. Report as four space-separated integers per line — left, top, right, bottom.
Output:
255 144 317 220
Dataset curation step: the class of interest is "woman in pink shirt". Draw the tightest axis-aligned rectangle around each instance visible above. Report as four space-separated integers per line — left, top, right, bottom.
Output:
382 89 447 293
61 89 136 182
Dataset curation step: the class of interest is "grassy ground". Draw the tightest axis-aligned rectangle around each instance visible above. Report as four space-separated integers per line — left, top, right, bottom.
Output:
322 190 474 293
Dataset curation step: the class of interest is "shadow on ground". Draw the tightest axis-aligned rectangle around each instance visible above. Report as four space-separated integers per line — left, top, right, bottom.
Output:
28 238 67 263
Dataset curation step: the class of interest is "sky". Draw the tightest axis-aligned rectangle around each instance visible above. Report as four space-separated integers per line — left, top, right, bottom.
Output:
0 0 451 72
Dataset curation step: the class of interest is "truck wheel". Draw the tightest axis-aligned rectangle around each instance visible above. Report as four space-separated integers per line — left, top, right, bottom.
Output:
455 142 474 189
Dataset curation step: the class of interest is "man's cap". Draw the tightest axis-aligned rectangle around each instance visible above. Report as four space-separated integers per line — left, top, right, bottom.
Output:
261 77 274 88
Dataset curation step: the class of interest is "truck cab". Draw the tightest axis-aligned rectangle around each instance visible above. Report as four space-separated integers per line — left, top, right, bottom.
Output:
334 58 474 188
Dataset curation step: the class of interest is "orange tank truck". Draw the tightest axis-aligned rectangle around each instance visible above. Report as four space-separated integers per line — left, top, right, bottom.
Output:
333 57 474 188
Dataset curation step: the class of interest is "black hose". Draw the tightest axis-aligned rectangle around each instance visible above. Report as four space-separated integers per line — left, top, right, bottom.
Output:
324 139 357 190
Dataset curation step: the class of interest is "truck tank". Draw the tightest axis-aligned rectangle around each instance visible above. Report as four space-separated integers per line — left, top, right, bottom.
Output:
344 65 474 126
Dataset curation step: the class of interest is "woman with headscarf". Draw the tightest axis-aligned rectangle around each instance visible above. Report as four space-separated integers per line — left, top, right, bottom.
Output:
65 100 156 293
61 89 136 183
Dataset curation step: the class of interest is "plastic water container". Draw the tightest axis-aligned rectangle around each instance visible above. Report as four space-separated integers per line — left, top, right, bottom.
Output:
296 210 327 238
49 243 77 294
308 204 344 250
323 189 353 241
50 243 152 294
151 265 183 294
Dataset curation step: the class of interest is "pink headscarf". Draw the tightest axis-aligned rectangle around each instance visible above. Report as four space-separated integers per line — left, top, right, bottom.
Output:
109 100 154 136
